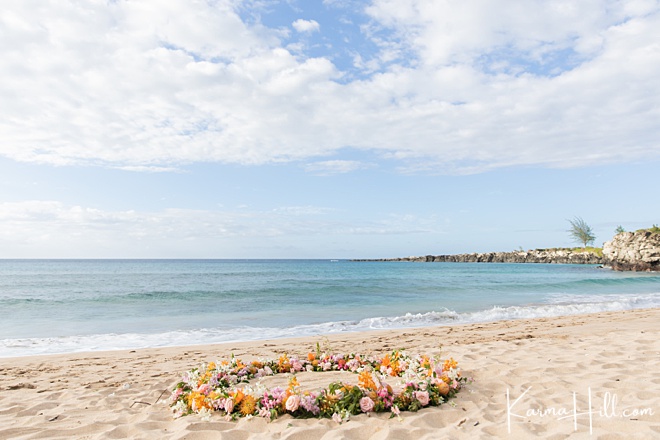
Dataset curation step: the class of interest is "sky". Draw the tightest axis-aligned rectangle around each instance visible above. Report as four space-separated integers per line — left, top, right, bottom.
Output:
1 0 659 259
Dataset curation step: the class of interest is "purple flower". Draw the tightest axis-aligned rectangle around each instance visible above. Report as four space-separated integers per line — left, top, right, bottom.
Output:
301 393 320 415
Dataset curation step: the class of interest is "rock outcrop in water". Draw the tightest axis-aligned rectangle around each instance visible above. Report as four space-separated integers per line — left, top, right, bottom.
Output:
602 230 660 271
354 249 603 264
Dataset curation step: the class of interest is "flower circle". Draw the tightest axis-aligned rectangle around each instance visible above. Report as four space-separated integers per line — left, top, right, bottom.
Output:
170 350 466 422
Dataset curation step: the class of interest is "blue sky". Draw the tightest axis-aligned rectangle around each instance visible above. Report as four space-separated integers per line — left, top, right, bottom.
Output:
1 0 659 259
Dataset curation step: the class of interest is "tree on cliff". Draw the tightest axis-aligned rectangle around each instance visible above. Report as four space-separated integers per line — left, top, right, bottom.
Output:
568 217 596 248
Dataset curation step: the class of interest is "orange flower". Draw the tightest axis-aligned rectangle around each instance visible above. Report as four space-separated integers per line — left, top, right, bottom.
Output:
233 389 245 405
187 391 210 411
358 370 377 390
307 353 316 361
437 381 450 396
278 354 291 372
381 355 391 367
288 376 300 391
197 370 212 387
443 358 458 371
239 395 257 416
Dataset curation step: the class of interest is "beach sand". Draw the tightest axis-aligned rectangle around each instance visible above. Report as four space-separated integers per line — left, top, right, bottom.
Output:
1 308 658 439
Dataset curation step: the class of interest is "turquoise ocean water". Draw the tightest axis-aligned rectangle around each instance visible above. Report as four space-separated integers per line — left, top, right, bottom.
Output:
1 259 659 357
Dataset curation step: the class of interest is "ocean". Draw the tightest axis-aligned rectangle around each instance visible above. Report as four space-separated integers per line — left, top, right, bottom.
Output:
1 259 659 358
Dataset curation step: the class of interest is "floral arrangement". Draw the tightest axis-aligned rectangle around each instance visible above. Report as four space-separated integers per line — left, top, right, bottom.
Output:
170 348 466 422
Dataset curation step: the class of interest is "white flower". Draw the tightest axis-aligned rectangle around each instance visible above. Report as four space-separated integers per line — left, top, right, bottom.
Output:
171 400 187 418
198 407 212 422
285 394 301 412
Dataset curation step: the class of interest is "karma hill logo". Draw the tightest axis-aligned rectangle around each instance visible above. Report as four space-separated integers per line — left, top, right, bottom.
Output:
506 387 655 435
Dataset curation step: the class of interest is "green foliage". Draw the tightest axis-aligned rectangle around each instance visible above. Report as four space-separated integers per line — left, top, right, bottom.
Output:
615 225 625 234
635 224 660 234
567 217 596 248
571 246 603 257
534 247 602 257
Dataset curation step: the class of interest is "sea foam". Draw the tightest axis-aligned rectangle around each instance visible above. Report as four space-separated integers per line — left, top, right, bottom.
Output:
2 292 657 358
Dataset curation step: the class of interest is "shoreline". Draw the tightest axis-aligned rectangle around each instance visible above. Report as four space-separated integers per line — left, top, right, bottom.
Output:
5 302 659 359
1 308 658 439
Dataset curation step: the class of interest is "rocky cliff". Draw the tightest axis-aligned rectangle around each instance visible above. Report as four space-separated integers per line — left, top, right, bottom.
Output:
602 230 660 271
354 249 603 264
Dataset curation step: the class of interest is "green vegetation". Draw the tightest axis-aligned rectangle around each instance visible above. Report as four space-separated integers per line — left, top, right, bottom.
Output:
615 225 625 234
567 217 596 248
571 246 603 257
535 247 603 257
637 224 660 234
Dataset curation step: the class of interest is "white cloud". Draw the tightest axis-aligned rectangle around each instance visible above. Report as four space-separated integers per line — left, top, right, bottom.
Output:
292 19 320 33
0 201 437 258
304 160 369 175
0 0 658 175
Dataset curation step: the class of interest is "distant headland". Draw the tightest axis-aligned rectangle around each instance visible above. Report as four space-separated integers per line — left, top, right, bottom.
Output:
353 227 660 272
352 247 603 264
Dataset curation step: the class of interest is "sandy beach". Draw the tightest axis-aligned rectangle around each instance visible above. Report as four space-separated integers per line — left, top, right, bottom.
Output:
1 308 658 439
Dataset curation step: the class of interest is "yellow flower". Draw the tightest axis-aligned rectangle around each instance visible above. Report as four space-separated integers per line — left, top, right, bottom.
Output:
320 393 340 412
288 376 300 391
239 395 257 416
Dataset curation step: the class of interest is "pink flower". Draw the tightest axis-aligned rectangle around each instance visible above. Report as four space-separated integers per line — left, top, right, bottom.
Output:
291 359 303 372
332 412 342 423
359 396 375 413
391 405 400 415
224 398 234 414
285 394 301 412
415 390 430 406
